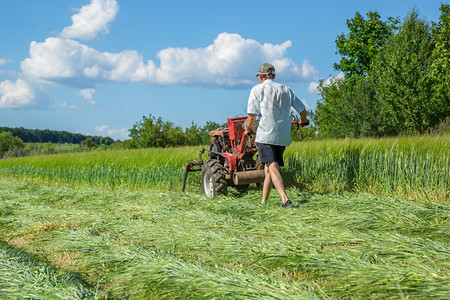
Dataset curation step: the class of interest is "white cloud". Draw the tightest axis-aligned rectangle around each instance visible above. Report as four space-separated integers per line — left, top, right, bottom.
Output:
60 0 119 40
0 58 10 66
21 33 317 89
95 124 109 132
10 0 318 110
60 101 82 110
152 33 317 86
308 81 320 94
77 88 96 104
308 72 345 94
0 78 35 108
95 124 129 140
21 37 152 84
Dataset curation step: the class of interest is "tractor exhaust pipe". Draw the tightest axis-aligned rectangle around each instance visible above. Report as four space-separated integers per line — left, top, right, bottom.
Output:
233 170 265 185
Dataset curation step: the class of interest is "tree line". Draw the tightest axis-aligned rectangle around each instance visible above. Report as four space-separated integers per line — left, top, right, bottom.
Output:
314 4 449 138
0 127 114 145
122 115 223 148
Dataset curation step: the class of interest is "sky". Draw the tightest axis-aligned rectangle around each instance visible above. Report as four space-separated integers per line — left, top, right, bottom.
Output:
0 0 445 140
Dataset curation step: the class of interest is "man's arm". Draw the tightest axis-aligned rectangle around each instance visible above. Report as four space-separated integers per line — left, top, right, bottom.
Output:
291 94 309 123
245 113 257 135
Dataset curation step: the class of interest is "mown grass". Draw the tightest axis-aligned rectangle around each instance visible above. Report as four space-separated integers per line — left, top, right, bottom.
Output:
0 241 99 299
0 179 448 299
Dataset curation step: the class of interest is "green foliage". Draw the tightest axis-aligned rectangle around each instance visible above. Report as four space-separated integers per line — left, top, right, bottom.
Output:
110 141 125 150
42 142 55 154
374 9 436 134
80 137 97 150
428 4 450 129
317 7 449 138
291 112 318 141
128 114 185 148
316 75 395 138
24 143 80 157
291 125 317 141
201 120 223 144
184 122 204 146
0 126 114 144
0 132 24 157
317 10 399 138
128 114 223 148
334 11 398 77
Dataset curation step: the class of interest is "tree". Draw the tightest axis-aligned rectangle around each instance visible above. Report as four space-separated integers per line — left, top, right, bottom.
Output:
428 4 450 129
0 132 24 156
81 137 97 149
128 114 185 148
201 121 222 144
42 142 55 154
184 122 203 146
316 76 392 138
315 10 399 138
375 10 435 134
334 11 398 78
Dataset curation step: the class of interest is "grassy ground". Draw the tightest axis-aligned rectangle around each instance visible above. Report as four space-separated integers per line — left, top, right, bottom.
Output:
0 179 448 299
0 135 448 298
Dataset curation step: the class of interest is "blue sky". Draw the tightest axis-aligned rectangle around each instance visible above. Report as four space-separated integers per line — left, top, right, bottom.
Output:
0 0 445 140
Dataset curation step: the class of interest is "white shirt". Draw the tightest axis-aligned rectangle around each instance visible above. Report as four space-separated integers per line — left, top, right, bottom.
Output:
247 79 307 146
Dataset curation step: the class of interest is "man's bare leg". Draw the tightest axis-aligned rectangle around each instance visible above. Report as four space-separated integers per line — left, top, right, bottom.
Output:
266 162 289 204
262 164 273 203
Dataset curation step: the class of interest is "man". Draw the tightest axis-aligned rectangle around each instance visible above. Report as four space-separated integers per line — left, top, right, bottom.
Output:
245 63 308 207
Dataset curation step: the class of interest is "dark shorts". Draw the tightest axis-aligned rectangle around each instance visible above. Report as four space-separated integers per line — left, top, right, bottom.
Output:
257 143 286 167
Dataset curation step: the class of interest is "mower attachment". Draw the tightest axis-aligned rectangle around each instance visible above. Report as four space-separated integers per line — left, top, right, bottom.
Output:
182 148 205 192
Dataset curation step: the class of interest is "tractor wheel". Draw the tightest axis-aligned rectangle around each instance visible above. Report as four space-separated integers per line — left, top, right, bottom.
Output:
201 159 228 197
209 141 222 160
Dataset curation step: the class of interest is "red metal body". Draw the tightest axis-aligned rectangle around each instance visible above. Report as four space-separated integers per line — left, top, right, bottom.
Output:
222 117 258 170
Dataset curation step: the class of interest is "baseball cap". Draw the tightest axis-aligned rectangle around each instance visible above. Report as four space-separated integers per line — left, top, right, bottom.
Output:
255 63 275 77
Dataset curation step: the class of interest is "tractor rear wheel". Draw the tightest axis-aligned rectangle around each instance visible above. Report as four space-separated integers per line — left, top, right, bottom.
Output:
201 159 228 197
209 141 222 160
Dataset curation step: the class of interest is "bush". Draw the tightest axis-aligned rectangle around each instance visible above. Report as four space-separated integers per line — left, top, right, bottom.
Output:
81 138 97 150
42 142 55 154
0 132 24 157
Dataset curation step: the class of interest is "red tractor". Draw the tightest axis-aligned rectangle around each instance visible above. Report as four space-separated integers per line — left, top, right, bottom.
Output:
182 116 308 197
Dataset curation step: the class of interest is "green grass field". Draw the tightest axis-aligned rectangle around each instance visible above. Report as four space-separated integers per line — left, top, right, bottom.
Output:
0 135 448 299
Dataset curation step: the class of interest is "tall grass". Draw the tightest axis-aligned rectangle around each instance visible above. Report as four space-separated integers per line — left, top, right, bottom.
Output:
0 135 448 202
0 147 200 190
285 135 449 202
